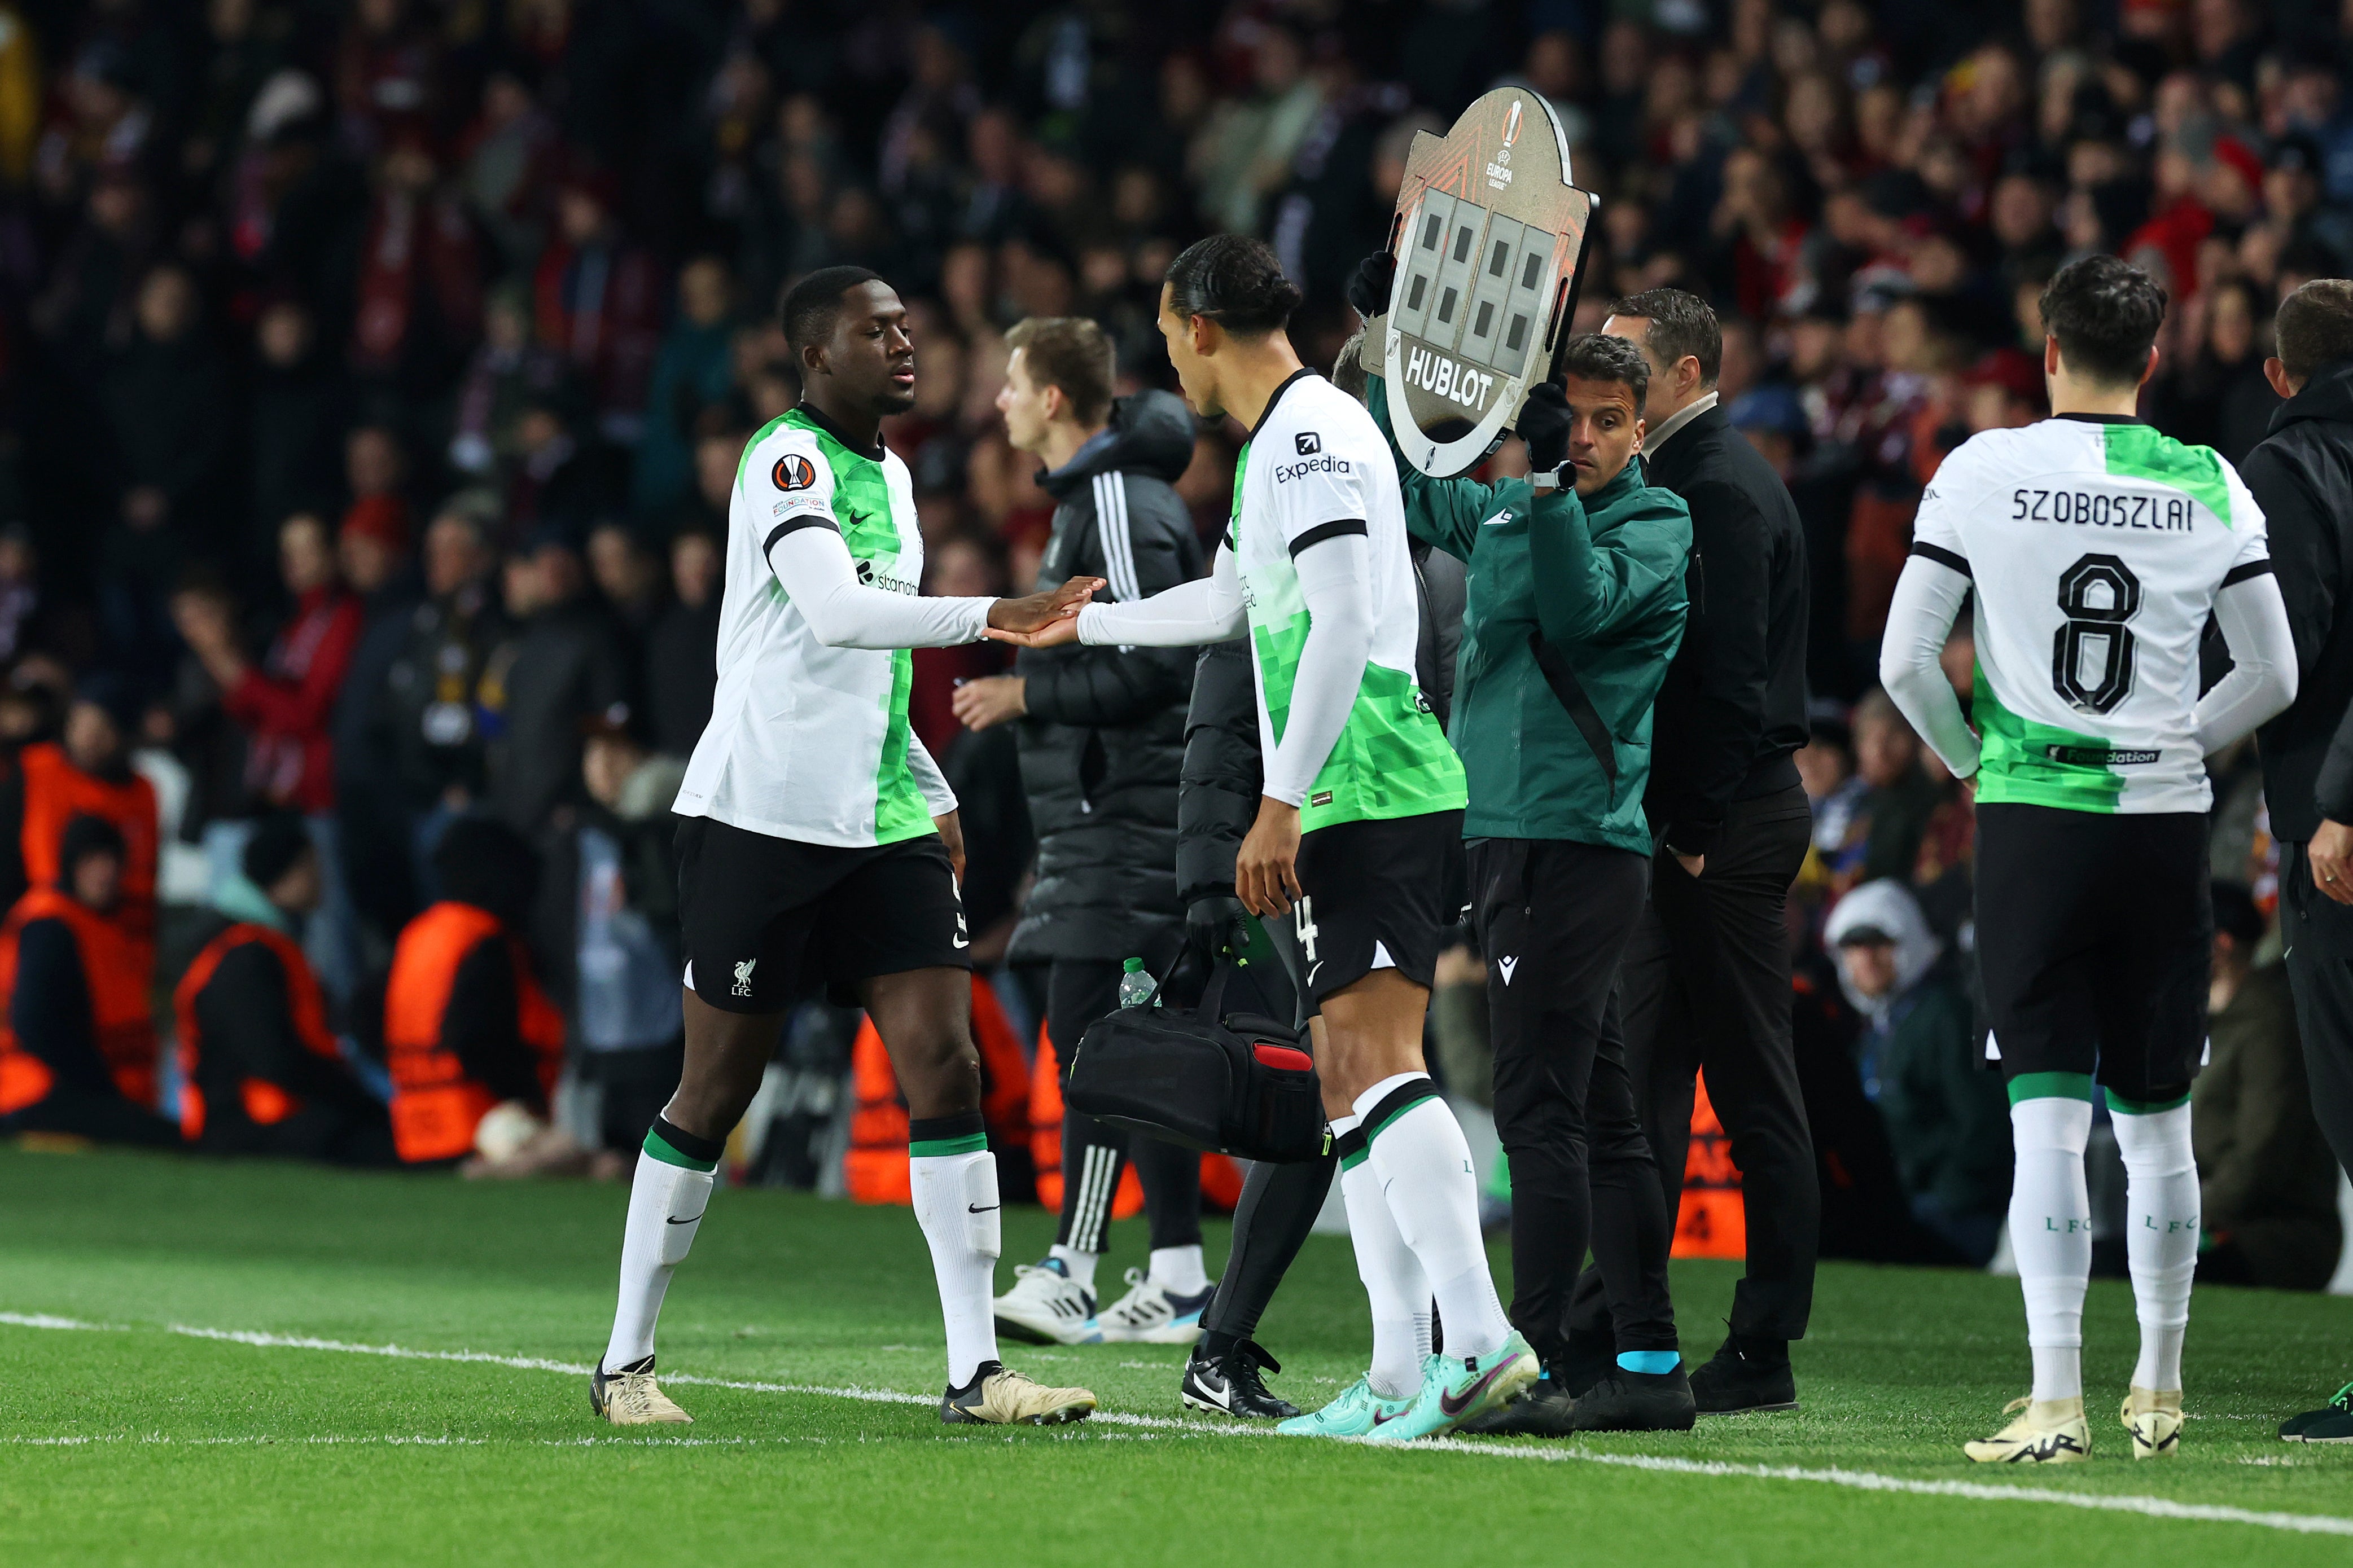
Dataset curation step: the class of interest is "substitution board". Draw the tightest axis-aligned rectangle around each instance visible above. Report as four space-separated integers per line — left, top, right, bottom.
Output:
1379 87 1598 477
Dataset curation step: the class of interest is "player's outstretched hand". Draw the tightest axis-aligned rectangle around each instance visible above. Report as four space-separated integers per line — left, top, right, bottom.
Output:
987 576 1102 639
1517 380 1572 474
1346 251 1397 321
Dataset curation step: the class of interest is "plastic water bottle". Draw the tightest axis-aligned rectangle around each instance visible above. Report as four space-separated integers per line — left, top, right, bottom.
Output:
1117 956 1156 1009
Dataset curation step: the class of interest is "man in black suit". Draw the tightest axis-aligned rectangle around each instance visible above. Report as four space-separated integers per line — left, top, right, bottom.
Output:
2245 279 2353 1441
1566 288 1817 1413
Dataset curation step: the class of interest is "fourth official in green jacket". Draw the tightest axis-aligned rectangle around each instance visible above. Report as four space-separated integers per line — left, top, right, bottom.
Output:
1368 332 1698 1434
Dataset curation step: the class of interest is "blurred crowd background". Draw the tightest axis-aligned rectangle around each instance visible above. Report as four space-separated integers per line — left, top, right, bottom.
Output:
0 0 2345 1283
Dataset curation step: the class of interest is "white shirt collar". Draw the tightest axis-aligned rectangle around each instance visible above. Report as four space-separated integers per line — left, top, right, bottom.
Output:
1645 389 1719 455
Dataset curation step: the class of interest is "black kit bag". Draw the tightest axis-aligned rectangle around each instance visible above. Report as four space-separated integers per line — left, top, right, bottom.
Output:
1063 939 1325 1163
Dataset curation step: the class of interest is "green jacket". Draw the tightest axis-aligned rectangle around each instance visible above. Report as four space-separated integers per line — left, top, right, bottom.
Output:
1369 375 1691 853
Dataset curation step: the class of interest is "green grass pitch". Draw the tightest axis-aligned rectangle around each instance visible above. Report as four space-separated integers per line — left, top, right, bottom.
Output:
5 1145 2353 1565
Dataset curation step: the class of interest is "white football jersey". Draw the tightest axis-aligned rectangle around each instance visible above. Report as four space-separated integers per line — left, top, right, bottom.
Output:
1229 371 1465 831
1911 415 2269 814
674 409 963 846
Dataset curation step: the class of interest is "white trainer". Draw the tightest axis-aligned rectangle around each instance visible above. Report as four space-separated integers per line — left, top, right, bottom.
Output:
1964 1395 2089 1463
991 1259 1102 1345
2123 1386 2184 1458
1096 1268 1217 1345
590 1356 692 1425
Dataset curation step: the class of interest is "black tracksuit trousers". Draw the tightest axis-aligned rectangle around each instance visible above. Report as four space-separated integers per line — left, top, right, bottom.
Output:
1470 837 1678 1370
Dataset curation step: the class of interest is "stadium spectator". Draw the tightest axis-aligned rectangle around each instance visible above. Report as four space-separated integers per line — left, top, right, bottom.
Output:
174 510 364 1000
248 301 353 556
330 498 422 951
1825 879 2010 1266
643 525 720 759
382 495 506 890
569 713 686 1161
482 528 631 840
634 257 740 515
173 814 393 1166
0 814 174 1147
2197 881 2342 1292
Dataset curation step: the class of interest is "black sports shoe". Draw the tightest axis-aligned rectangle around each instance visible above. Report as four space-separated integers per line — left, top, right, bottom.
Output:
2282 1382 2353 1441
1457 1379 1579 1436
1182 1339 1299 1420
1689 1333 1798 1415
1567 1366 1697 1431
1554 1332 1617 1399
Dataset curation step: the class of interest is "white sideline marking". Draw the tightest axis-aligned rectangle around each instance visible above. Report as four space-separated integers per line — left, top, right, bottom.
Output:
8 1311 2353 1537
0 1311 120 1331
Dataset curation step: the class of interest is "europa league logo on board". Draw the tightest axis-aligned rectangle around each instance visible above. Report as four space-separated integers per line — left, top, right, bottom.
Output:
1378 87 1598 478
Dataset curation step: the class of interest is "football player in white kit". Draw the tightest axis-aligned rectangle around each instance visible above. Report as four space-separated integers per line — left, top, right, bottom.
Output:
993 235 1537 1441
589 266 1105 1429
1879 255 2298 1462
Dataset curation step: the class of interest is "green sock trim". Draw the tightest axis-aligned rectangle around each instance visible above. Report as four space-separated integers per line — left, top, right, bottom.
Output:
909 1132 988 1158
1364 1092 1438 1147
1340 1147 1369 1172
642 1128 719 1172
2006 1071 2095 1105
2105 1087 2192 1115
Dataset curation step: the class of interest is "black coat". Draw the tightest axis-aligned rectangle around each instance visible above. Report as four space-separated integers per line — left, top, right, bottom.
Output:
2253 362 2353 838
1640 403 1812 857
1009 390 1204 963
484 597 634 834
1176 639 1261 910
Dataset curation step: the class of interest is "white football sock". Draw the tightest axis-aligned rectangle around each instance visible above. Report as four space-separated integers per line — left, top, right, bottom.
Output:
1355 1080 1511 1363
2008 1093 2094 1403
912 1148 1002 1387
603 1147 715 1372
1335 1113 1431 1399
1148 1244 1208 1297
2110 1096 2198 1393
1048 1242 1101 1294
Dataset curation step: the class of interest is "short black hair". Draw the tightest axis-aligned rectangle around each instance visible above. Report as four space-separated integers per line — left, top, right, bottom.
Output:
2038 254 2166 388
1557 332 1651 414
1163 235 1303 337
781 265 884 354
2275 278 2353 383
1609 288 1722 388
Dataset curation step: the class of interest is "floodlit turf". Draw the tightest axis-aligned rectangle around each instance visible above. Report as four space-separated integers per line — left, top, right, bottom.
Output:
2 1147 2351 1565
